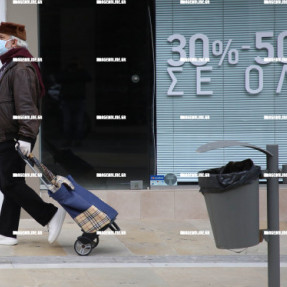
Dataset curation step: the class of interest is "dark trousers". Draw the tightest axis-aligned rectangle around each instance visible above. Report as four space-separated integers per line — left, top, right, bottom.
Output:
0 140 58 238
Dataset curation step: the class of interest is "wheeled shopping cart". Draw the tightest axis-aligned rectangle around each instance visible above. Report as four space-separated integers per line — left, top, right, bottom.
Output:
15 139 120 256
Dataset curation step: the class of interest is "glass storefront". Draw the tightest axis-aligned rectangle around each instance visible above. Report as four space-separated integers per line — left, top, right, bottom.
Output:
156 0 287 182
39 0 155 189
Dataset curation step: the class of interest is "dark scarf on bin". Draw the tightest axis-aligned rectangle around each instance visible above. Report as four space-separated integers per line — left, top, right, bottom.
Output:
0 47 45 98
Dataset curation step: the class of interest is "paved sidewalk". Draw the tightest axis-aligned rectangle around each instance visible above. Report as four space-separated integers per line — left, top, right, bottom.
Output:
0 218 286 287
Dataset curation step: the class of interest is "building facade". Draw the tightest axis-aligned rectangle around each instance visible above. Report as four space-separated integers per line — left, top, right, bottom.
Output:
1 0 287 223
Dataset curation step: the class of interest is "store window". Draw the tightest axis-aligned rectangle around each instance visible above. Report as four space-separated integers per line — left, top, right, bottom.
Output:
39 0 155 189
156 0 287 182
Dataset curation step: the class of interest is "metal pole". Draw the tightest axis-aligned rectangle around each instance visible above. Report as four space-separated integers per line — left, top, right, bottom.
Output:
266 145 280 287
282 164 287 184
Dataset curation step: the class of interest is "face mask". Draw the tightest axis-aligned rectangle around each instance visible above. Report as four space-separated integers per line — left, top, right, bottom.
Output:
0 39 12 56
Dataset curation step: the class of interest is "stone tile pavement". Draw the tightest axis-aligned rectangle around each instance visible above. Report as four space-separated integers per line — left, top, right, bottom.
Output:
0 218 286 287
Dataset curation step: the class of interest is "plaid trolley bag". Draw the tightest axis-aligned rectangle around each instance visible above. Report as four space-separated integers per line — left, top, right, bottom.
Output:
15 139 120 256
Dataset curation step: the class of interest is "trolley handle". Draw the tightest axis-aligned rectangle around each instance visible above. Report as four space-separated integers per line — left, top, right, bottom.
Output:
14 138 57 189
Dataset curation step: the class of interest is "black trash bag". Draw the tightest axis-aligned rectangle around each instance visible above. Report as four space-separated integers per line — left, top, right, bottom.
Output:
198 159 261 193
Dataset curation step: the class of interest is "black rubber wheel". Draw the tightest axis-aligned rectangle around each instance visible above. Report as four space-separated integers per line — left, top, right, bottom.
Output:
93 236 100 248
74 236 93 256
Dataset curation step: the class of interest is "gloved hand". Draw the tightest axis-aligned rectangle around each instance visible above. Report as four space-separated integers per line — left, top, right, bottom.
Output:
15 140 31 156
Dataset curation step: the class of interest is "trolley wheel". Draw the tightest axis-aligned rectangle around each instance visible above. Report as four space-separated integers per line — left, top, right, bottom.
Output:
74 236 93 256
93 235 100 248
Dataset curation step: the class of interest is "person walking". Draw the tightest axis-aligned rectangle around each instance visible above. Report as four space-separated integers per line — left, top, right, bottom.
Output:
0 22 66 245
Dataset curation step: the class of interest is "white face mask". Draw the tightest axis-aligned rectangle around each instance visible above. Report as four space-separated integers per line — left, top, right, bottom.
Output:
0 39 13 56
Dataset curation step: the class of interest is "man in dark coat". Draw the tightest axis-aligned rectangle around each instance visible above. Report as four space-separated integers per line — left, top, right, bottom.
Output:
0 22 66 245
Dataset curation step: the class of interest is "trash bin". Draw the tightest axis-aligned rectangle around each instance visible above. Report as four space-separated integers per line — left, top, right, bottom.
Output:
198 159 261 249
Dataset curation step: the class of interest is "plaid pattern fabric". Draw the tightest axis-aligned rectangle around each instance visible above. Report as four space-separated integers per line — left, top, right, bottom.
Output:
74 205 111 233
49 175 75 193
